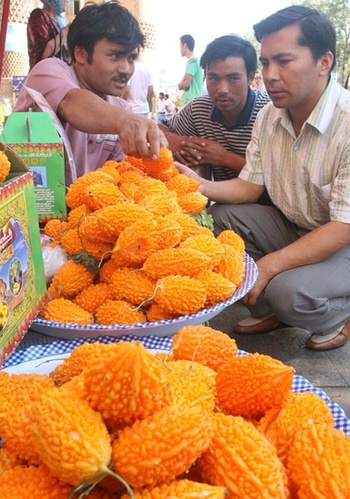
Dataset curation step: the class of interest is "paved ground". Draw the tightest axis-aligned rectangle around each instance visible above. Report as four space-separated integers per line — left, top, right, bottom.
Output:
210 302 350 418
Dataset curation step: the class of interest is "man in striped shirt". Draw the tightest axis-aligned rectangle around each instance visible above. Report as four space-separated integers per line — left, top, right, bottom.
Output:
176 6 350 351
160 34 270 182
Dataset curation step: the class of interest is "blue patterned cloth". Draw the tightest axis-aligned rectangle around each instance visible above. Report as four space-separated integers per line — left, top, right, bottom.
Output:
2 334 350 436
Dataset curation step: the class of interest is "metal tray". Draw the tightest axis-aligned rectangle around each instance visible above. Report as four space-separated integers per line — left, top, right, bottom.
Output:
30 253 258 340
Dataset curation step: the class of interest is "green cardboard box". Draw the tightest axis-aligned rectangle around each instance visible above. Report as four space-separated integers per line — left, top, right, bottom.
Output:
0 143 47 367
0 111 66 225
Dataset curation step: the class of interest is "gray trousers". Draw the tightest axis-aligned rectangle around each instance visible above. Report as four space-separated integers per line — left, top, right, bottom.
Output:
209 203 350 334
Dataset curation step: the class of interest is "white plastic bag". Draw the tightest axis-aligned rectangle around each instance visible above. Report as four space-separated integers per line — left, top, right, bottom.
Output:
41 237 67 283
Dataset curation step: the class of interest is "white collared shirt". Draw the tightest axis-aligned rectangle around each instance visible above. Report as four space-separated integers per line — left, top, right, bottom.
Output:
240 77 350 230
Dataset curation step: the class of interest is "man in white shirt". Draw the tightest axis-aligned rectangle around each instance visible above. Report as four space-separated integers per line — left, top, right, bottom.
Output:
122 61 153 117
157 92 166 123
164 94 175 119
176 6 350 351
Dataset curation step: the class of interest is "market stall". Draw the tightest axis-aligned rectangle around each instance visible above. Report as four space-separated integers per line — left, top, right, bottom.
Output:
0 142 349 496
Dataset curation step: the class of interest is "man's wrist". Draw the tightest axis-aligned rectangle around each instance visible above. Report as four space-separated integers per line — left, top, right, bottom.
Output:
223 150 245 173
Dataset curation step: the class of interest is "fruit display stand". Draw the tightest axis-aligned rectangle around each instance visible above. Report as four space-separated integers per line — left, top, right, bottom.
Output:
2 333 350 439
1 146 349 496
1 331 349 498
30 252 257 339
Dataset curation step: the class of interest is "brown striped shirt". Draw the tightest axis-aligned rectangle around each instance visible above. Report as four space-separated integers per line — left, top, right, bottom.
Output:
165 88 270 181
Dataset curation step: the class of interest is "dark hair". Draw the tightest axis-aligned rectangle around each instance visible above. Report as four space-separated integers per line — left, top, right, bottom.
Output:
180 34 195 52
200 34 257 76
67 1 145 63
253 6 336 71
164 94 169 98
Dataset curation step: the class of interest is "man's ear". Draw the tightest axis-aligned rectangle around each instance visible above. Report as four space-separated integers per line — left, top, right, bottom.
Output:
74 46 88 64
319 51 334 76
248 72 256 86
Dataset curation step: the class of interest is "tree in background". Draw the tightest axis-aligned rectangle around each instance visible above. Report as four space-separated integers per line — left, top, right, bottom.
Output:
295 0 350 85
245 0 350 87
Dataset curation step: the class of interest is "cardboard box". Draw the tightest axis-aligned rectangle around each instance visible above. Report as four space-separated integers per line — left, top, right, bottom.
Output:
0 143 47 367
0 111 66 225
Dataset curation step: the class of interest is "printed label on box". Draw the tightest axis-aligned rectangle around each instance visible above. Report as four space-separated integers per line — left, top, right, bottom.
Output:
0 145 47 366
0 112 67 224
0 195 38 349
18 143 65 218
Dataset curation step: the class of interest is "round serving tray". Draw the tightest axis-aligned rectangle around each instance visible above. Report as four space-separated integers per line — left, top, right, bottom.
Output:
30 253 258 340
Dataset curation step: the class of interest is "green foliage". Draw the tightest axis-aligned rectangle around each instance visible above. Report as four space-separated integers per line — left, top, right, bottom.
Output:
191 209 215 232
71 250 100 273
294 0 350 85
245 0 350 85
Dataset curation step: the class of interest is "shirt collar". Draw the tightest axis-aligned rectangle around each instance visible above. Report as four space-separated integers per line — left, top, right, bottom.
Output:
276 77 340 134
307 77 341 133
211 86 257 129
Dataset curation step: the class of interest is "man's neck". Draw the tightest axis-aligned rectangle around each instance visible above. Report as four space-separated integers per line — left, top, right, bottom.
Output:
221 109 243 127
288 76 330 137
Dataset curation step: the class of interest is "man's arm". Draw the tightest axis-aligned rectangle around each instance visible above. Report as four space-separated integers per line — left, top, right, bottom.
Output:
58 88 167 159
178 73 192 91
158 123 188 157
244 221 350 306
175 161 263 204
159 124 245 173
177 137 246 173
147 85 154 109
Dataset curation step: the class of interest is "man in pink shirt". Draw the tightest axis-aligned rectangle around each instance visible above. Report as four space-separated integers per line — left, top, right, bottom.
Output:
15 1 166 184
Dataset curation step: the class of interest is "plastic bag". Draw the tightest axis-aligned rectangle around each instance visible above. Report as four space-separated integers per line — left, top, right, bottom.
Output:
41 236 67 283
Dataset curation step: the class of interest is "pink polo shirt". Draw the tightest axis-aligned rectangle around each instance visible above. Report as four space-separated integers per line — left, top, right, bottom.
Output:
15 58 129 184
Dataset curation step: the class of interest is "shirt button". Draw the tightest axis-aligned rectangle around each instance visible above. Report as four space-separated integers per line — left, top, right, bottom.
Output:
88 139 93 144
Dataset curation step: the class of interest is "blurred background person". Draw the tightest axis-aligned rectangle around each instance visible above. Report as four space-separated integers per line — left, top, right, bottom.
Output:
27 0 70 70
251 71 265 90
157 91 166 123
178 34 203 108
122 60 154 117
164 93 176 119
